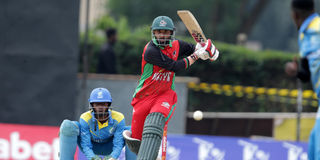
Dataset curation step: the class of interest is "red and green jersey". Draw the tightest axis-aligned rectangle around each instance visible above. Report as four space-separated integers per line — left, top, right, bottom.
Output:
132 40 195 100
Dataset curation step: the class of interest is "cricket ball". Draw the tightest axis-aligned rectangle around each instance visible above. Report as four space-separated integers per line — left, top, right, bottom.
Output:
193 110 203 121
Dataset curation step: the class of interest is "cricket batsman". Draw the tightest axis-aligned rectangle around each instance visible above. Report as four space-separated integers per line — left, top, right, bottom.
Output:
123 15 219 159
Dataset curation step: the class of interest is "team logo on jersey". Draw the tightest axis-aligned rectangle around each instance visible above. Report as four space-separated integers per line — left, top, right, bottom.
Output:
160 20 167 27
161 102 170 109
97 91 103 98
92 139 107 143
152 72 172 82
109 126 115 134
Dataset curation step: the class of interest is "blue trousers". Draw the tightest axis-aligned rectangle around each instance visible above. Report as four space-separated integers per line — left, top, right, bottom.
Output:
308 107 320 160
59 119 136 160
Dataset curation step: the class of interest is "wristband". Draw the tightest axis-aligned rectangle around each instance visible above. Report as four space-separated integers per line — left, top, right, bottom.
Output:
190 53 199 61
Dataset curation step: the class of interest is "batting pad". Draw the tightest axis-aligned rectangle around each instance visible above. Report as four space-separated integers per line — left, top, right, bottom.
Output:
123 130 141 154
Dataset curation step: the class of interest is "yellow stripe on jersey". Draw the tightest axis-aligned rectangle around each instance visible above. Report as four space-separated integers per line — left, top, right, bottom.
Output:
111 110 125 123
308 17 320 31
80 110 108 129
80 110 124 129
90 130 99 137
80 110 124 130
316 78 320 90
80 111 93 123
299 33 304 41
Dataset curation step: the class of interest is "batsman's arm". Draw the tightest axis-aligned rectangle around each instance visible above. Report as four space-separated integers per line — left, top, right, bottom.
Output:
144 43 198 72
177 40 196 57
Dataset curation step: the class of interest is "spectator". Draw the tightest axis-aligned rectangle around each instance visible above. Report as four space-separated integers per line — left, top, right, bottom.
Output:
97 28 118 74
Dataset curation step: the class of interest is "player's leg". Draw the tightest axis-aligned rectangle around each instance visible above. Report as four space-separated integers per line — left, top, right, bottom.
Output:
137 112 166 160
151 91 177 123
122 126 138 159
137 93 177 160
308 127 315 160
123 130 141 155
308 57 320 160
59 119 80 159
131 99 152 140
125 144 138 160
125 99 151 154
310 107 320 160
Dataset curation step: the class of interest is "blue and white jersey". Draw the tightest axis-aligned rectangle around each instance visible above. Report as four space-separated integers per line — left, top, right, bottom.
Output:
79 109 126 159
298 13 320 99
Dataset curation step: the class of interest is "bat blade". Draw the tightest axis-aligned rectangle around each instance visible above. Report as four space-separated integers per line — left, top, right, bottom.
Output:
177 10 207 43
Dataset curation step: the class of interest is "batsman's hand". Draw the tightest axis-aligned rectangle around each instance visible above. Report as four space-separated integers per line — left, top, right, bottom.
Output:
209 48 219 61
194 39 219 61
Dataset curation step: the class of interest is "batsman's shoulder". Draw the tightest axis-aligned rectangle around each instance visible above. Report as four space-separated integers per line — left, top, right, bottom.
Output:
111 110 125 123
80 111 93 122
145 42 159 53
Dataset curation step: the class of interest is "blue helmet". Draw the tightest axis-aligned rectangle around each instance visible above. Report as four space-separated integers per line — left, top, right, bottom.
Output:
88 88 112 104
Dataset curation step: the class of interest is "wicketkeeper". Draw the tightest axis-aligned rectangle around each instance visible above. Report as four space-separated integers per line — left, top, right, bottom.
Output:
59 88 136 160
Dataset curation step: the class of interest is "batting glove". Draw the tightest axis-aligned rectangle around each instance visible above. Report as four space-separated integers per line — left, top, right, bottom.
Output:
194 39 218 60
209 48 219 61
194 45 209 60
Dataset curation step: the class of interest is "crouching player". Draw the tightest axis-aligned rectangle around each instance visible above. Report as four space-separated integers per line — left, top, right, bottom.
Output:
59 87 136 160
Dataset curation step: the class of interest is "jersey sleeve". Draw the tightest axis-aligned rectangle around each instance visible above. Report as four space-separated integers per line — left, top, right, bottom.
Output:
177 40 196 57
144 43 194 72
110 119 126 159
79 118 96 159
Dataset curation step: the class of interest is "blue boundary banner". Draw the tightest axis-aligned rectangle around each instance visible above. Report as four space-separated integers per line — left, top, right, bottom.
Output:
79 134 308 160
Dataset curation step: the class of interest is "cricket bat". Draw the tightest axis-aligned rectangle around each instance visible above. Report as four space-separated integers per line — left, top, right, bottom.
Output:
177 10 207 44
177 10 217 61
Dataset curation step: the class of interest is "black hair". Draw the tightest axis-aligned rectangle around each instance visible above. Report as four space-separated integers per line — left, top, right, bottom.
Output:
105 28 117 39
292 0 315 19
292 0 314 11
